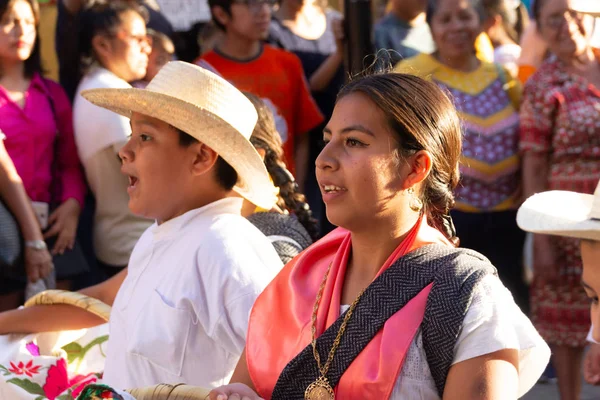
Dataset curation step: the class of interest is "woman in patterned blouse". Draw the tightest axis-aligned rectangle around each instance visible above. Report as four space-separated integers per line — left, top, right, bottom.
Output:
395 0 529 314
520 0 600 399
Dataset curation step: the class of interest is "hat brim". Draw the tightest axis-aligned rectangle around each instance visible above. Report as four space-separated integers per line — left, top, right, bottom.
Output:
572 0 600 17
517 191 600 241
82 87 276 210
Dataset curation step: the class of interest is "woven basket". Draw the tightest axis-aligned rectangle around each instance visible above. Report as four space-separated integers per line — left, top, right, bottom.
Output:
24 289 111 322
24 290 211 400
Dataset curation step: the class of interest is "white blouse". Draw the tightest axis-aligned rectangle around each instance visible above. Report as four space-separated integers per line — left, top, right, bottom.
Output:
342 274 550 399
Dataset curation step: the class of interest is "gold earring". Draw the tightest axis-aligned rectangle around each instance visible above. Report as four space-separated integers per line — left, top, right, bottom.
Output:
407 187 423 212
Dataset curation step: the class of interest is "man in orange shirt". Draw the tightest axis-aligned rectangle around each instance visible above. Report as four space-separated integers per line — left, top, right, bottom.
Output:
196 0 323 187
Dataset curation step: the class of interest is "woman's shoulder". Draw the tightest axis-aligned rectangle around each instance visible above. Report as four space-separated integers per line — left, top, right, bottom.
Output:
393 53 438 77
524 56 567 92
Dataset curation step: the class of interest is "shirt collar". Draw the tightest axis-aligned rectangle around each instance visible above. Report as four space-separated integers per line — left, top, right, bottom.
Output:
151 197 244 241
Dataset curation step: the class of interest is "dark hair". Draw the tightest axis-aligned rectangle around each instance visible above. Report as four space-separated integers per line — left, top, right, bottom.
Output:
244 92 320 241
208 0 232 31
0 0 42 78
532 0 544 22
337 73 462 245
482 0 530 43
78 1 149 70
176 128 238 191
426 0 485 26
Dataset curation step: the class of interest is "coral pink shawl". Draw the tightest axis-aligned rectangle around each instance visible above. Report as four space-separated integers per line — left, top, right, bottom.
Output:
247 218 450 399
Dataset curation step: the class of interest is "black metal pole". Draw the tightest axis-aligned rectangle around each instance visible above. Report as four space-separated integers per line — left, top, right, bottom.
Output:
343 0 374 78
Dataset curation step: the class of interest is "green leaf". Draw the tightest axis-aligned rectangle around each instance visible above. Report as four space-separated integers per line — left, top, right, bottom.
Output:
62 342 83 365
63 335 109 372
6 378 46 396
34 396 46 400
0 365 10 376
57 394 74 400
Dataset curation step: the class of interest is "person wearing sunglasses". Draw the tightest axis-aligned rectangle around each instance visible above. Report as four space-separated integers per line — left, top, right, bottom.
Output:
520 0 600 399
197 0 324 194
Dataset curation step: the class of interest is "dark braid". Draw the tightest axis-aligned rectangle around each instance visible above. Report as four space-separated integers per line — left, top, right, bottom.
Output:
244 93 320 241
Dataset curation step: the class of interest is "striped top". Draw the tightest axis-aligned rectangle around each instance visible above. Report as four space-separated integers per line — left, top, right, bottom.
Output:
395 53 522 212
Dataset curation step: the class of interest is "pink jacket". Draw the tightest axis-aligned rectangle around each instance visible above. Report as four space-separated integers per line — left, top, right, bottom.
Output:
0 74 86 206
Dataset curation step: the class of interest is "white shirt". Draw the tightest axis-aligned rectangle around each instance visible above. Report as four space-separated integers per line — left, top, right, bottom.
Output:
103 198 283 390
342 275 550 399
73 67 152 266
155 0 210 31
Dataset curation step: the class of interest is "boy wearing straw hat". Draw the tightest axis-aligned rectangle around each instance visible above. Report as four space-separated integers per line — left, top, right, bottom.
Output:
0 61 283 390
518 181 600 386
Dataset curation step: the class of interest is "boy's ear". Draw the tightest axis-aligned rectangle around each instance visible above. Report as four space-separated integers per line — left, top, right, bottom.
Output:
191 142 219 176
212 6 231 27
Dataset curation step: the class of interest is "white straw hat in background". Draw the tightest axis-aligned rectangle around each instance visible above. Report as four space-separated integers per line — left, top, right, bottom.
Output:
81 61 277 210
517 181 600 241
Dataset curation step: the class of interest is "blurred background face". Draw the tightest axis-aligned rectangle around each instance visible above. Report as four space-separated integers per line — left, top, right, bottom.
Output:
145 44 173 82
225 0 274 41
0 0 36 64
97 9 150 82
430 0 482 60
537 0 595 60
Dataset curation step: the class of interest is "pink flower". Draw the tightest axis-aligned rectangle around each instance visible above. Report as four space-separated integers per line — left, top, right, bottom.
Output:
43 359 69 400
69 373 98 398
8 360 41 377
25 342 40 357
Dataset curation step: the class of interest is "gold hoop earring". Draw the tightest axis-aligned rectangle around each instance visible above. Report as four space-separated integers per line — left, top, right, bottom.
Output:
407 187 423 212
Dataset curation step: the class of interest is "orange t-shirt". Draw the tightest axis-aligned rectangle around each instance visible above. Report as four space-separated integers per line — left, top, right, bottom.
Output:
198 45 324 174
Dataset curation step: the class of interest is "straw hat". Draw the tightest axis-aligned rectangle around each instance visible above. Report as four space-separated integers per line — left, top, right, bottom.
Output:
572 0 600 17
517 180 600 242
82 61 276 210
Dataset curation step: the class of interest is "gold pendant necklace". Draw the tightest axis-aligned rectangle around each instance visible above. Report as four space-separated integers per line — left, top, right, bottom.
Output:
305 376 335 400
305 263 366 400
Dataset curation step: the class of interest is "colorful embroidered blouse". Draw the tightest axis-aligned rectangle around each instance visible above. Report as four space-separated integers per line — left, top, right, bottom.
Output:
0 74 86 206
395 54 522 212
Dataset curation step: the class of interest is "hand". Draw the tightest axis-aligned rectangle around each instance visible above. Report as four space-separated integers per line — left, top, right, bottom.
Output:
208 383 264 400
331 17 344 56
43 198 81 255
24 246 53 282
585 343 600 385
533 234 559 284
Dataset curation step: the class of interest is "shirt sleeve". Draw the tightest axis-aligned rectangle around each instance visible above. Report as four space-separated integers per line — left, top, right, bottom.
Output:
452 274 551 397
49 81 87 207
519 78 557 154
292 54 324 136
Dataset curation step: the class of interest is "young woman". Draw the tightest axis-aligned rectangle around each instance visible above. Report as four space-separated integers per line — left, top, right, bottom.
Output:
0 0 86 309
209 72 549 400
243 93 318 263
395 0 529 314
520 0 600 398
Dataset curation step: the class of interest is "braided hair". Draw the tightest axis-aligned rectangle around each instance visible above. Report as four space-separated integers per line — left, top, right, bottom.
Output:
244 93 320 241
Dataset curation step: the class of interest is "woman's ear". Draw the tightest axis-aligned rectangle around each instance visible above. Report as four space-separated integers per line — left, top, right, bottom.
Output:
403 150 432 189
91 35 112 61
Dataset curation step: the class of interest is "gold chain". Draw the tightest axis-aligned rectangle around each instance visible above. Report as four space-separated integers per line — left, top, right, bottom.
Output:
311 263 366 377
